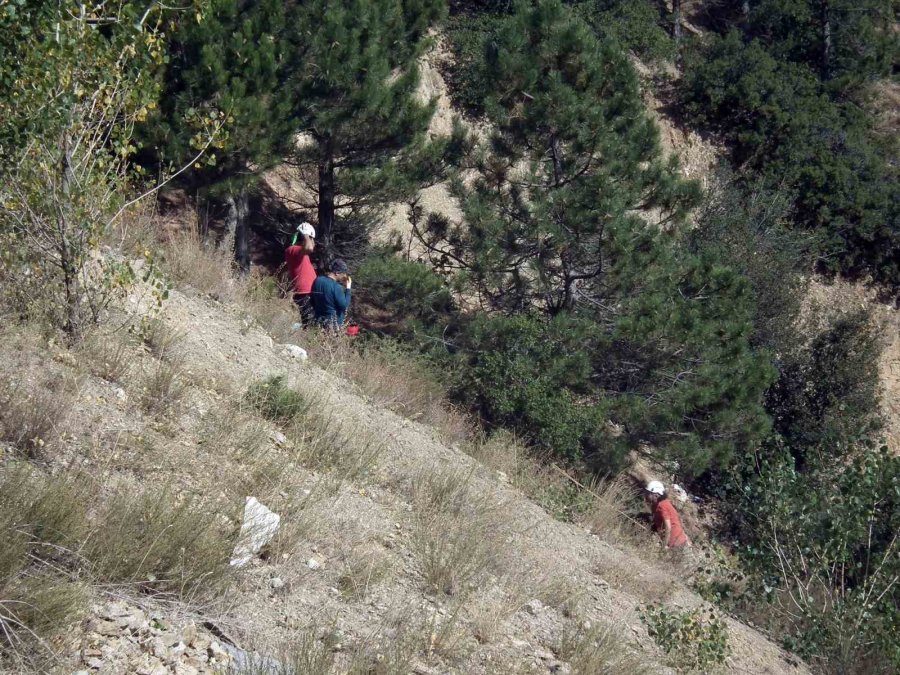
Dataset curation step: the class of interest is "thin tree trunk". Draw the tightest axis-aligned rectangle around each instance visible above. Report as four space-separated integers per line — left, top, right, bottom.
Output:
742 1 750 18
317 134 336 263
226 188 251 273
60 136 80 339
821 0 832 79
673 0 683 51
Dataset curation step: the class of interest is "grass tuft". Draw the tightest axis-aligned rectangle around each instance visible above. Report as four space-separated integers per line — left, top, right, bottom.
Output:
0 374 76 458
247 375 310 425
558 620 651 674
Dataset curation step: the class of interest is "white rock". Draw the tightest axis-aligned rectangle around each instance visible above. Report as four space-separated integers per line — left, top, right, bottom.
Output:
671 483 689 504
270 577 285 590
268 430 288 447
230 497 281 567
280 344 308 361
307 558 321 570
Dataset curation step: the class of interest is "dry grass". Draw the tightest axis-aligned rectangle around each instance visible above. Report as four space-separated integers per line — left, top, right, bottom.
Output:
0 373 77 458
138 360 187 415
232 627 338 675
308 334 474 447
337 546 393 602
84 486 236 602
140 316 184 362
77 328 134 383
558 619 652 674
158 229 236 302
578 476 647 547
407 466 512 597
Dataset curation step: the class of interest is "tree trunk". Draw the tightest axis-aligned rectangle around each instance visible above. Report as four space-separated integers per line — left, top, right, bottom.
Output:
742 1 750 18
821 0 832 79
59 136 81 340
225 188 250 273
673 0 683 50
317 134 336 263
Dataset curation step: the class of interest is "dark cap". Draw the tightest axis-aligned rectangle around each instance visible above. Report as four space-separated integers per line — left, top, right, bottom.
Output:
331 259 349 274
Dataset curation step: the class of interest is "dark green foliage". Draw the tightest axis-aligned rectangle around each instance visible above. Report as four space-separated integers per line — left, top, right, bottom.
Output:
147 0 293 186
285 0 449 259
247 375 310 424
767 310 883 459
443 11 507 116
456 313 621 468
680 11 900 289
687 177 814 353
355 250 454 337
574 0 675 63
419 0 773 477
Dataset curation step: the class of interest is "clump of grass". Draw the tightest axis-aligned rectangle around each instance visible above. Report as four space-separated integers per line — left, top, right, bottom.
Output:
84 488 236 601
139 361 186 415
307 335 474 447
0 468 89 659
409 467 511 596
247 375 309 424
338 547 393 602
0 374 76 457
579 476 646 547
141 317 184 362
285 406 384 487
77 329 133 383
198 399 270 460
231 627 338 675
159 230 236 302
558 620 651 674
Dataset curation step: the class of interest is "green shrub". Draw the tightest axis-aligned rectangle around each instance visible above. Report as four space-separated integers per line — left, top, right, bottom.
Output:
640 604 730 672
246 375 310 424
767 310 883 457
455 313 619 468
575 0 675 63
687 177 814 354
725 440 899 672
354 251 453 337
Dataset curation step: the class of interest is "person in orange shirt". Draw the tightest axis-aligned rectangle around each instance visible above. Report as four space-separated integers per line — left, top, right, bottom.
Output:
645 480 691 549
285 222 317 326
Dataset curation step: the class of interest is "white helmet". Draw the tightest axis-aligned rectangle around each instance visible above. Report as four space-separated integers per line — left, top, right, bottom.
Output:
646 480 665 496
296 222 316 238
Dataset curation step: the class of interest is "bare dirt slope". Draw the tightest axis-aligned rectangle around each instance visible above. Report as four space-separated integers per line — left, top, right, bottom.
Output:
40 277 806 674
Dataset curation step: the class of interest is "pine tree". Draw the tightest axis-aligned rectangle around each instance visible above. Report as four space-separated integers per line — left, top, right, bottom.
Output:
282 0 447 261
144 0 294 271
418 0 773 474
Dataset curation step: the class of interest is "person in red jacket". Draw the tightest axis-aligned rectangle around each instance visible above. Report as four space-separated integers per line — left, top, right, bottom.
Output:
645 480 691 549
285 222 317 326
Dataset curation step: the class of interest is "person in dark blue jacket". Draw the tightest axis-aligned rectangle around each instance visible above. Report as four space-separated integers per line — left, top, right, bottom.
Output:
311 258 352 328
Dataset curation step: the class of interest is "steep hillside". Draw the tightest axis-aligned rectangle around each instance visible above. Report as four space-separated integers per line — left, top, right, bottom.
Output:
0 255 810 674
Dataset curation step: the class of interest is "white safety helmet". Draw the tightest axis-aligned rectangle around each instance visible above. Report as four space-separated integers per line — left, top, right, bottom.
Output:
645 480 666 496
296 222 316 238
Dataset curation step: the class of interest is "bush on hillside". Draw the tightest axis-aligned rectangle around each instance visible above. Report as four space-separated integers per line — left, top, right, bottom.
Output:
354 251 453 337
687 177 814 354
726 439 899 672
766 310 883 461
455 313 621 469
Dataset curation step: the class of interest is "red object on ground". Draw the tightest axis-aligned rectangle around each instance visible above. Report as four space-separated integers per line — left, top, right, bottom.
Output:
345 324 360 337
651 499 689 548
285 245 316 294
